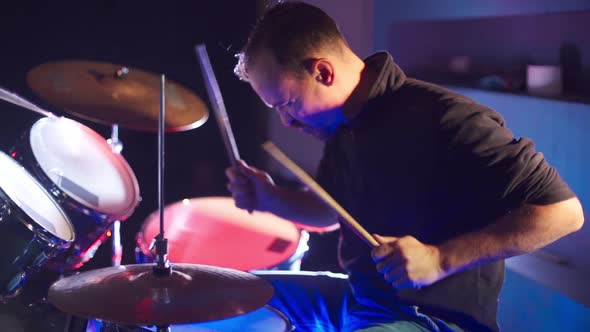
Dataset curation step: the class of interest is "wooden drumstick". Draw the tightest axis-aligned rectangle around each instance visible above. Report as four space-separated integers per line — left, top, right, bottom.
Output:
196 44 257 214
262 141 379 248
195 44 240 165
0 86 55 118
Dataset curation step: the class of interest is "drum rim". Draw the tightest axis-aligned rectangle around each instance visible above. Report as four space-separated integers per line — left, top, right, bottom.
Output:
28 116 141 220
135 196 302 271
170 305 294 331
0 151 75 244
88 305 294 331
263 304 295 331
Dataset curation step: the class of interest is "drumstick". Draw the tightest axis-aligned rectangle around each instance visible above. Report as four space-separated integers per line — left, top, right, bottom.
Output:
195 44 255 214
195 44 240 165
262 141 379 248
0 86 55 118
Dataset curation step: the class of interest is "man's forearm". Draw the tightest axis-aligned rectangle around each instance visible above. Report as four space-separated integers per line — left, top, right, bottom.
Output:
268 187 339 231
437 197 584 276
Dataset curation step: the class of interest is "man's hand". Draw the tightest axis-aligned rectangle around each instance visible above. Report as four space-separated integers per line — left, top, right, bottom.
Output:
371 234 447 290
225 160 278 213
225 160 339 230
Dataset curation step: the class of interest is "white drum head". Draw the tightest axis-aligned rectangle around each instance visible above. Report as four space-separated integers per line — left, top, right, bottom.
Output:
0 152 74 241
30 117 139 218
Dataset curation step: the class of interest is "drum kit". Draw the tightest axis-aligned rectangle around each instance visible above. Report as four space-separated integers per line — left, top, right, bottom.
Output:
0 46 306 331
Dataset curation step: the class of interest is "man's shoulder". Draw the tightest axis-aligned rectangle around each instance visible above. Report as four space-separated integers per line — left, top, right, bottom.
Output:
399 78 475 106
396 79 503 122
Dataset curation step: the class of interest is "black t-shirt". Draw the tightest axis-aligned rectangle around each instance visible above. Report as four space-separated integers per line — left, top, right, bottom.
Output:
316 52 575 331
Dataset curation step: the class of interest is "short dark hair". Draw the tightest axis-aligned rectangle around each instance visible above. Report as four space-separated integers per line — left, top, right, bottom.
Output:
235 1 347 80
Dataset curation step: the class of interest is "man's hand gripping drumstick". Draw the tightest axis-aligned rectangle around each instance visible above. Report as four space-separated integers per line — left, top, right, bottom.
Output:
261 142 446 290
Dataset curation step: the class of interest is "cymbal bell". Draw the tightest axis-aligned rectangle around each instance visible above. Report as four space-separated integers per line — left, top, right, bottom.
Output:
48 263 274 326
27 60 209 132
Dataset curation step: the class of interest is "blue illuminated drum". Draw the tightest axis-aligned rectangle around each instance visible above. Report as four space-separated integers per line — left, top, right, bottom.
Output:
87 306 293 332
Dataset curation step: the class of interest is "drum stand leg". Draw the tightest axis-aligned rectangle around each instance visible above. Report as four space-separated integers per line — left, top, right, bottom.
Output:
108 124 124 267
111 219 122 266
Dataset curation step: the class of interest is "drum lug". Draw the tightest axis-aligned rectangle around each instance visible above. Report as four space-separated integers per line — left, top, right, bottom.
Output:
1 271 27 301
31 251 50 268
0 202 10 222
50 186 62 199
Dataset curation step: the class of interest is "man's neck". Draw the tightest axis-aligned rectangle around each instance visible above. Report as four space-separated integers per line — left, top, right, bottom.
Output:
342 59 378 122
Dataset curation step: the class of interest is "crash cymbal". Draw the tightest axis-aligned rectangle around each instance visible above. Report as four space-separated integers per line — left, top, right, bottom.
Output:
48 263 274 326
137 197 302 271
27 60 209 132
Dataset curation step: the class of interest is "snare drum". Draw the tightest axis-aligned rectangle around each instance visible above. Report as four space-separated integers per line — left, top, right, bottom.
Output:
86 305 293 332
135 197 308 272
0 151 75 300
10 116 140 270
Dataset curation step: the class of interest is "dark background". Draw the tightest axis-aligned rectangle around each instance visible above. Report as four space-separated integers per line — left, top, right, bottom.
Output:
0 0 340 274
0 0 263 270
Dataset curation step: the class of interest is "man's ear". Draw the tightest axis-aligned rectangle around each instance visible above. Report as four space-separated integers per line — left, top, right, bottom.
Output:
303 58 334 86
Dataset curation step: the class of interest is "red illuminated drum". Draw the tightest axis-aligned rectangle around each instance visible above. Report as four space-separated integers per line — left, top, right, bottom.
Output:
136 196 307 271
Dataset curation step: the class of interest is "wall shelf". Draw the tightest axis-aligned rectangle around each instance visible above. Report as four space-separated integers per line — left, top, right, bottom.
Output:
383 10 590 105
422 76 590 106
373 0 590 51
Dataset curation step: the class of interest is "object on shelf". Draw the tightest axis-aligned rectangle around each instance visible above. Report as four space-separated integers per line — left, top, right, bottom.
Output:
526 64 563 97
478 74 524 92
448 56 472 74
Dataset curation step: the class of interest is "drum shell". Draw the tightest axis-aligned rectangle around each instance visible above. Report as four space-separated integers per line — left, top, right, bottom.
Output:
0 268 88 332
10 117 140 271
0 187 72 300
134 231 308 272
134 197 309 272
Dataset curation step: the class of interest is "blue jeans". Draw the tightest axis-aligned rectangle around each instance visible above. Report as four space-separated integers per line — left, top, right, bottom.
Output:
252 271 464 332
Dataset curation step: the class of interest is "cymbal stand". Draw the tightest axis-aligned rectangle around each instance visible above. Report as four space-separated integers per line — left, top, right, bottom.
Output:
106 67 128 267
108 124 124 154
107 124 123 266
153 74 171 332
106 66 127 266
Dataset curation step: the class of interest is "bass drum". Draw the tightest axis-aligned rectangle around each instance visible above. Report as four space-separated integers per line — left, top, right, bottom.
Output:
10 116 140 270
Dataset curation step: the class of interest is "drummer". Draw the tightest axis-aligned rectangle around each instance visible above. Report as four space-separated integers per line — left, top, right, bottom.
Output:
225 2 584 331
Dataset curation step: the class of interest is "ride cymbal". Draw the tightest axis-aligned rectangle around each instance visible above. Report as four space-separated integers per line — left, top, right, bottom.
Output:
27 60 208 132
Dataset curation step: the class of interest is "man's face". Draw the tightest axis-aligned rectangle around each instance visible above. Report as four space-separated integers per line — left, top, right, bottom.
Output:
246 50 341 140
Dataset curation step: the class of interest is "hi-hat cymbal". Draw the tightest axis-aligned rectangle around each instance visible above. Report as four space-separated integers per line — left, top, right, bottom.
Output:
27 60 209 132
48 263 274 326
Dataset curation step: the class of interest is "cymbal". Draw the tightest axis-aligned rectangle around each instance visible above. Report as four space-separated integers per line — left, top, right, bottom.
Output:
27 60 209 132
138 197 302 271
48 263 274 326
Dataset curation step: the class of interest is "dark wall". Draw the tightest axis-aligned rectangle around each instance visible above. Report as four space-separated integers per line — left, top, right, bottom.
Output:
387 10 590 95
0 0 266 269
